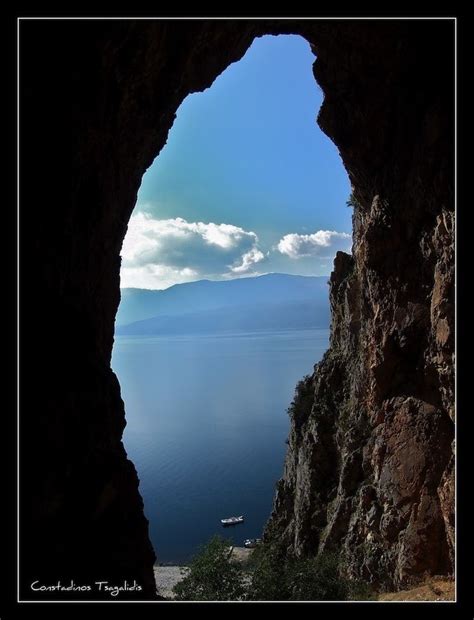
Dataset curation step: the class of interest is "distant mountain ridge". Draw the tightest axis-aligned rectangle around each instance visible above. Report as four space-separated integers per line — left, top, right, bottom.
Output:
115 273 330 335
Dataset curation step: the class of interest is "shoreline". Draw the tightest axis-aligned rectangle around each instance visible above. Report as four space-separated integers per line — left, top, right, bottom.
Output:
153 551 454 602
153 547 253 599
153 565 188 600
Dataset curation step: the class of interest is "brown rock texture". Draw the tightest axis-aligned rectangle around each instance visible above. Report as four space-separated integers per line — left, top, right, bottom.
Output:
20 19 454 598
265 23 455 590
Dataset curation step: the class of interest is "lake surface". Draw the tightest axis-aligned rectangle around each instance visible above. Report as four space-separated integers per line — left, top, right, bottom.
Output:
112 329 329 564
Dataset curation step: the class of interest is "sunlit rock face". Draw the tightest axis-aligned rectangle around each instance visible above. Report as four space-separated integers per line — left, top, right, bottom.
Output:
21 20 453 597
265 23 454 589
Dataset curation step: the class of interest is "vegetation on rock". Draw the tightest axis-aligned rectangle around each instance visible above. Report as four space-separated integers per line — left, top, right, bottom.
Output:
173 536 246 601
173 537 373 601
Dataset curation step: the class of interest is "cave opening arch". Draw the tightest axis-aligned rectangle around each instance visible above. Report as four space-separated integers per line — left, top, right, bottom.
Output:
112 32 352 568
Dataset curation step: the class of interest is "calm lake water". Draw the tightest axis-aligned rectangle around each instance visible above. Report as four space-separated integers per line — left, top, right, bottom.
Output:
112 329 329 564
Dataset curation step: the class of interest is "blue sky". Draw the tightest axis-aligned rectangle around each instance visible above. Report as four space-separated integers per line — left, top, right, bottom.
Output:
121 35 352 290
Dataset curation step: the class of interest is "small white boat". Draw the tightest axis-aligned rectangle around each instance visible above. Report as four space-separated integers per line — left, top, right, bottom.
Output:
244 538 262 548
221 515 244 526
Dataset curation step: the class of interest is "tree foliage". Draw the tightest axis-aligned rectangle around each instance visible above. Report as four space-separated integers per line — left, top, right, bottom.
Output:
173 536 373 601
173 535 246 601
285 552 350 600
346 192 359 208
245 542 290 600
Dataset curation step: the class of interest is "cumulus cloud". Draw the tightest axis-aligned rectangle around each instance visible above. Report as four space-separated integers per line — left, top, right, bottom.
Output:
119 265 200 290
120 213 265 288
230 248 266 273
277 230 351 259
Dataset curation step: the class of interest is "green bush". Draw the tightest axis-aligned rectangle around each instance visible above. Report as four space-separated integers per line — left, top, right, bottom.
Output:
172 535 246 601
287 375 314 430
247 545 373 601
286 552 351 600
245 542 290 600
346 192 359 208
172 537 373 601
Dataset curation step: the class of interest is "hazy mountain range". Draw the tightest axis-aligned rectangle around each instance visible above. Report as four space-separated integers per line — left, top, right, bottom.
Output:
115 273 330 335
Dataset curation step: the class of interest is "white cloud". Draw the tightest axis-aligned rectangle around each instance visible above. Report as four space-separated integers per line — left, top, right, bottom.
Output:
230 248 266 273
120 213 265 289
277 230 351 259
119 265 199 290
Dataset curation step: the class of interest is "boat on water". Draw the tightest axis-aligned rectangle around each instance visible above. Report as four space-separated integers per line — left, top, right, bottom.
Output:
221 515 244 526
244 538 262 548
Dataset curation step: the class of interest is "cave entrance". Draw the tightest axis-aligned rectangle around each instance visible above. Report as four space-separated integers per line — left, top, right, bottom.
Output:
111 34 351 567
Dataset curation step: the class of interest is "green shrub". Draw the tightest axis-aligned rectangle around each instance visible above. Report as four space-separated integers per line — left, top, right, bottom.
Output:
346 192 360 208
172 535 246 601
287 375 314 430
245 542 290 600
247 546 373 601
286 552 350 600
348 578 375 601
172 536 374 601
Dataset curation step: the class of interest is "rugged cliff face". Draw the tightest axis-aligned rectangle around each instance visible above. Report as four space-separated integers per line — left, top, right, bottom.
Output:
21 20 453 598
265 24 455 589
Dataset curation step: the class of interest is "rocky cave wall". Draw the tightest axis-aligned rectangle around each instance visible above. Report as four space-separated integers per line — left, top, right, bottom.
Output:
20 20 454 598
265 22 455 589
